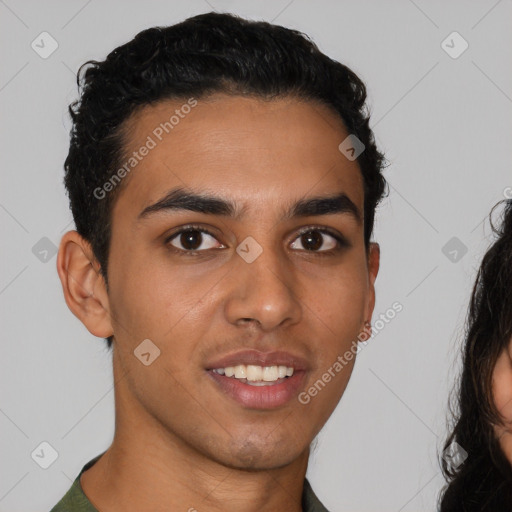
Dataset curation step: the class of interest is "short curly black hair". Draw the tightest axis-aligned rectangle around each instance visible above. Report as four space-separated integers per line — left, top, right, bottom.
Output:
64 11 387 348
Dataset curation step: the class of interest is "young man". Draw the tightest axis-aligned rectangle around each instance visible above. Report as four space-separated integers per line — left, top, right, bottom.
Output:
52 11 386 512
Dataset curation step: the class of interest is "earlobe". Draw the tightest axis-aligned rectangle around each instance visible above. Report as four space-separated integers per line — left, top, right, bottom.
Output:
56 231 113 338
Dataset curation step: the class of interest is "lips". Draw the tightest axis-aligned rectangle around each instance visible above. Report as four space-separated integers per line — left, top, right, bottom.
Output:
207 369 306 409
205 349 309 372
205 350 309 409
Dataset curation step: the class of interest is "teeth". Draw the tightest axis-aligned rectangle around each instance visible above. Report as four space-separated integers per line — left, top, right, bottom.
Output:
234 365 246 378
262 366 278 381
247 365 262 381
213 364 294 382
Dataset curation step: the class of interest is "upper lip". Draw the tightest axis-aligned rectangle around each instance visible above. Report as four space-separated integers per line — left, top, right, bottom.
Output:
205 350 309 371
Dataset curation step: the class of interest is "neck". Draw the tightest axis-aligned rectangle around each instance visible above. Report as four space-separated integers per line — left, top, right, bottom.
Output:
80 362 309 512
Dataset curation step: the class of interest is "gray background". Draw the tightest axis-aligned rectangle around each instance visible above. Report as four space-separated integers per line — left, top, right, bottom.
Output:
1 0 511 510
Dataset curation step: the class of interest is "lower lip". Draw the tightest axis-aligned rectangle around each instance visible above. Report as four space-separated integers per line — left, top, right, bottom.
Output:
207 370 306 409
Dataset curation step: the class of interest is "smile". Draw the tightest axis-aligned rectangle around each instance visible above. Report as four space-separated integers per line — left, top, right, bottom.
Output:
213 364 294 384
208 369 306 408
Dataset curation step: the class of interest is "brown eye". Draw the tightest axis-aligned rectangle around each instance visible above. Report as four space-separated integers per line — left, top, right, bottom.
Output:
168 228 221 252
179 230 202 250
302 231 322 250
290 229 341 252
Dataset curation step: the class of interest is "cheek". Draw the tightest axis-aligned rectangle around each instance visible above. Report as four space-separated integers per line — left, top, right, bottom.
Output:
107 246 218 344
299 267 367 408
306 263 367 340
491 349 512 465
493 351 512 425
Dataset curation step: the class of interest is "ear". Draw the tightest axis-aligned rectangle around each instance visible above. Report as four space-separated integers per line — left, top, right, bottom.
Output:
56 230 113 338
364 242 380 325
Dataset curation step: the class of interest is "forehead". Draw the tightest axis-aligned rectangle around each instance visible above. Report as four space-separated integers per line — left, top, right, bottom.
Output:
113 94 364 220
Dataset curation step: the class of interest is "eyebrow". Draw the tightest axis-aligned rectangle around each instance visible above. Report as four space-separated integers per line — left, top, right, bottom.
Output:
137 187 361 223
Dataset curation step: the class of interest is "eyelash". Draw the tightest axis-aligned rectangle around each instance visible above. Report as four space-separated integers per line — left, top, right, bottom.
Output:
164 224 350 257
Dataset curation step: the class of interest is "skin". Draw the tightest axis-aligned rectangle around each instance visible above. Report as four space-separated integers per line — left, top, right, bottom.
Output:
57 94 380 512
492 341 512 461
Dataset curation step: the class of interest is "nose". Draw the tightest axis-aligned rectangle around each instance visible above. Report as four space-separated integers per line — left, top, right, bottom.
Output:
223 244 302 332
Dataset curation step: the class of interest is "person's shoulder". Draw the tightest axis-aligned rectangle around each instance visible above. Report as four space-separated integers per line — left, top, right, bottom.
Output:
302 478 331 512
49 455 103 512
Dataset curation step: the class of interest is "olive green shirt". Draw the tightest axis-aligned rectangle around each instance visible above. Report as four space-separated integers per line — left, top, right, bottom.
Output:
50 454 330 511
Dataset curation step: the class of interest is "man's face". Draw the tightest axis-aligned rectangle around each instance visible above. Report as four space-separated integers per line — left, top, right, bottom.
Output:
103 94 378 469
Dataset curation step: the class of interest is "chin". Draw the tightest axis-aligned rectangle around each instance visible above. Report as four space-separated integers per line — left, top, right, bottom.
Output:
218 437 308 471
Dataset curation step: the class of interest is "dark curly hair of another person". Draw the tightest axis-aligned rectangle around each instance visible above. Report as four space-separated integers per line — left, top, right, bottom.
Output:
63 11 387 349
439 199 512 511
